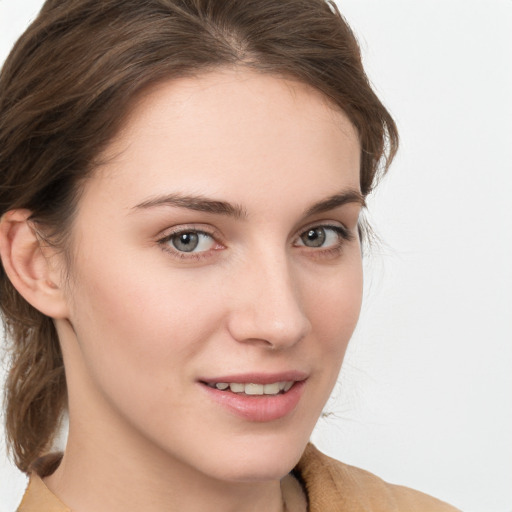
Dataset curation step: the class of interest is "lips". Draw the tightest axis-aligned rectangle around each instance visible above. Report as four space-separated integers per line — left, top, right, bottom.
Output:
199 372 308 422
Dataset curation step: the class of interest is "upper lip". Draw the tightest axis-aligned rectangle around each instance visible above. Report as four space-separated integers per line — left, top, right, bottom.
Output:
199 371 308 385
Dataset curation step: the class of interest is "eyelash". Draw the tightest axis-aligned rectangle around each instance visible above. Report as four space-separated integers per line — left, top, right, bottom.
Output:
294 224 355 259
157 223 355 261
157 225 222 261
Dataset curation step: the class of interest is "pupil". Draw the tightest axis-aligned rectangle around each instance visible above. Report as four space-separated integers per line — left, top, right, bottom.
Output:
302 228 326 247
173 232 199 252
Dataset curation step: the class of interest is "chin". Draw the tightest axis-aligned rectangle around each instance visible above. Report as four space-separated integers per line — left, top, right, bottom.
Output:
191 429 311 483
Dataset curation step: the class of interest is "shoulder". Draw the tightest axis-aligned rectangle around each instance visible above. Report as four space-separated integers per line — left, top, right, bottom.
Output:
295 443 460 512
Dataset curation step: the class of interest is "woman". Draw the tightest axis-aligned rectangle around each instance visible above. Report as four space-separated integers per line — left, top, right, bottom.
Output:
0 1 459 510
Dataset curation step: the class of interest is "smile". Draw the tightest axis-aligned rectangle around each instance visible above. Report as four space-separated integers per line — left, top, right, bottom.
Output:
205 381 295 395
200 379 306 422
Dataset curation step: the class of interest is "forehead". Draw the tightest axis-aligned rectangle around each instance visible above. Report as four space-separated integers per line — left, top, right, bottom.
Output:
83 68 361 213
122 67 354 127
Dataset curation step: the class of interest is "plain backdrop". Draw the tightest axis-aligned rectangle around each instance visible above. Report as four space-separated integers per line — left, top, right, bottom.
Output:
1 1 511 511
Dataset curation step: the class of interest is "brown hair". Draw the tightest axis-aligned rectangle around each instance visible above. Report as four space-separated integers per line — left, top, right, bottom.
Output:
0 0 398 473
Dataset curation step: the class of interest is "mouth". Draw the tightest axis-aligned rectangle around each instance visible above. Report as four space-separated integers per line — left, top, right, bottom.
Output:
198 373 307 422
202 381 295 396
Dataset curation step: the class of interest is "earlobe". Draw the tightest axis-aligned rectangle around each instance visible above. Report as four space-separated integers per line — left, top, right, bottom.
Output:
0 209 69 319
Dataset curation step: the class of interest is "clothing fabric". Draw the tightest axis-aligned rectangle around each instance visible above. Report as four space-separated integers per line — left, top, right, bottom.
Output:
17 443 459 511
295 444 459 511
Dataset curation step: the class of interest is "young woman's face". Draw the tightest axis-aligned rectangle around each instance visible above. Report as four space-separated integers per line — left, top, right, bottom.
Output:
57 69 363 482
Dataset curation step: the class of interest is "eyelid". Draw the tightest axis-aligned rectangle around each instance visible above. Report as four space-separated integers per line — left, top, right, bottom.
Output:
292 222 355 260
294 221 353 243
157 223 223 242
156 224 225 260
155 220 355 262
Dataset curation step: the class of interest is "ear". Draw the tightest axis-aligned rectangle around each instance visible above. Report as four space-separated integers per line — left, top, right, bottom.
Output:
0 209 70 319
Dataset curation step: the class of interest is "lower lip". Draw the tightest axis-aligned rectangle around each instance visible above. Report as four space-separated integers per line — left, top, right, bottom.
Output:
200 381 306 422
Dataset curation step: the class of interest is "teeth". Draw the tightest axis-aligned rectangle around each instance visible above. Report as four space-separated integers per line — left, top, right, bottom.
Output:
212 381 295 395
245 383 264 395
263 382 280 395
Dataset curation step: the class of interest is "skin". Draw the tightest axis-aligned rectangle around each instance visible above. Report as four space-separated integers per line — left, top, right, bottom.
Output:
10 68 363 512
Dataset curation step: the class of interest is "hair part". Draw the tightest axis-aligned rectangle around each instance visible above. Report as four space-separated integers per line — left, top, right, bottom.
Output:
0 0 398 472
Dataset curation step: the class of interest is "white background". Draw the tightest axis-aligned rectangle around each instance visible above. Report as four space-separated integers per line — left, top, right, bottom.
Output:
1 1 511 511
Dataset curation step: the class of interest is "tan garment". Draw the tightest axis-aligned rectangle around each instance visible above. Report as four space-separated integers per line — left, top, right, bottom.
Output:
17 443 459 511
295 444 460 511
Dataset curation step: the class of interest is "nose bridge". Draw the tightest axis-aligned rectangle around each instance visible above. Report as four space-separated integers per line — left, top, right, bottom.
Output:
227 245 311 348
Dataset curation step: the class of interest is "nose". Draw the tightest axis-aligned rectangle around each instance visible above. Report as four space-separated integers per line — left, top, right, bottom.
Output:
225 250 312 350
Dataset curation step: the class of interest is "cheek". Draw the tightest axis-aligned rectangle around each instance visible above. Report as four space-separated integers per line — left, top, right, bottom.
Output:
305 256 363 354
292 257 363 428
65 248 224 399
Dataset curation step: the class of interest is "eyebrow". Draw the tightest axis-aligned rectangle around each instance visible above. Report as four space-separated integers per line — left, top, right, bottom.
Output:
304 189 366 216
133 188 365 219
133 193 248 219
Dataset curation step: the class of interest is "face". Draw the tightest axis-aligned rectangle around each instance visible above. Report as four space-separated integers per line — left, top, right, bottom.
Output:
57 68 363 482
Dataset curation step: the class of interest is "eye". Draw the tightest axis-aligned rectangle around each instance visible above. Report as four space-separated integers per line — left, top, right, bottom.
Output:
295 225 350 249
163 230 216 253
